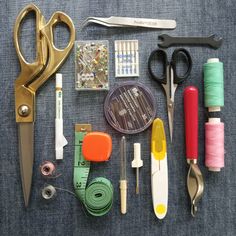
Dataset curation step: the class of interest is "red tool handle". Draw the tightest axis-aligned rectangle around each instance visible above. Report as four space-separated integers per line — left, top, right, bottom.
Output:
184 86 198 160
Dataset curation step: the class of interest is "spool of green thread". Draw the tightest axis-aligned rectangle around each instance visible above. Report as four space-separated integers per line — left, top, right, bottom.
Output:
203 58 224 111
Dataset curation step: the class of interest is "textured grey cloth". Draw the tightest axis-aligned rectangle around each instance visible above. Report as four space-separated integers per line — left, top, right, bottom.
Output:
0 0 236 235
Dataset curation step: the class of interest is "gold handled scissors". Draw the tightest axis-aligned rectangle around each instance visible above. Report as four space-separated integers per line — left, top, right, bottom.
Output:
14 4 75 206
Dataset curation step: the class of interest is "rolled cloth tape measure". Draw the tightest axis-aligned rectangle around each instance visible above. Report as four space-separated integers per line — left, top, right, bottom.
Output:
203 58 224 111
73 125 113 216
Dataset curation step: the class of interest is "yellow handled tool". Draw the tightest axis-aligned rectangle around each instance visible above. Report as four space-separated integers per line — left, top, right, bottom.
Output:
151 118 168 219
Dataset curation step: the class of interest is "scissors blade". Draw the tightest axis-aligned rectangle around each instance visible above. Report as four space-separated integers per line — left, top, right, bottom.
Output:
167 99 174 142
18 122 34 207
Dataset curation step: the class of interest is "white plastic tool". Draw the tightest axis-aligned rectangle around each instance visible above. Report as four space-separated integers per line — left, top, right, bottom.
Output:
151 118 168 219
132 143 143 194
120 136 127 214
55 74 68 160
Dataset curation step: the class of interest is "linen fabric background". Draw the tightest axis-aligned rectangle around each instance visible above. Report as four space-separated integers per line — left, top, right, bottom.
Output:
0 0 235 235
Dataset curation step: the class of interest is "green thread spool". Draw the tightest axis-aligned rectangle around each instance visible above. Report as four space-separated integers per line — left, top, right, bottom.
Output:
203 58 224 112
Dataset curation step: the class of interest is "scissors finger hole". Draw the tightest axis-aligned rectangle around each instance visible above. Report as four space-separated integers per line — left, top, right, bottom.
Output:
17 11 36 63
172 50 192 81
53 22 70 50
149 52 166 81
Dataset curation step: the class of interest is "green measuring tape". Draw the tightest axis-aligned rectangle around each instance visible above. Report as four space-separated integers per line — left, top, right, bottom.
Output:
73 127 113 216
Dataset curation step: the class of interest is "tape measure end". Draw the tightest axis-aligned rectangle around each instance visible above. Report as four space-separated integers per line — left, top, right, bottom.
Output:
75 124 92 132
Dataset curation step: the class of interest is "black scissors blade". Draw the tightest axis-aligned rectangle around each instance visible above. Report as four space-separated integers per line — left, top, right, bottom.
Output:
18 123 34 207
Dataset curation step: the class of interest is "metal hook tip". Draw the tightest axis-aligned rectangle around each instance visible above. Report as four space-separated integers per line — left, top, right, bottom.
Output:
191 204 197 217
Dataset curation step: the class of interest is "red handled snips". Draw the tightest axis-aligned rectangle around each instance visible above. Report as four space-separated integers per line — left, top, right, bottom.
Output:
184 86 204 217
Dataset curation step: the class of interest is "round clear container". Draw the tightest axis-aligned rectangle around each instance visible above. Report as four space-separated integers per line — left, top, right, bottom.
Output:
104 81 156 134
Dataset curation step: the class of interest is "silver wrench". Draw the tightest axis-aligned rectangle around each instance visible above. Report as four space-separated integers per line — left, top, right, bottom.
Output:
158 34 223 49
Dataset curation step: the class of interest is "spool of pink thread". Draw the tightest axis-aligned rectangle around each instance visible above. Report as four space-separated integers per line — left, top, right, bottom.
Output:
205 118 224 172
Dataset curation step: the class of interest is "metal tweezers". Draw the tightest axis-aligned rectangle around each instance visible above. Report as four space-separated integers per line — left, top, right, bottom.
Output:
81 16 176 29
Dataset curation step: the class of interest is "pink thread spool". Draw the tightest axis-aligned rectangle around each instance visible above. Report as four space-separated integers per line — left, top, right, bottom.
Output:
205 118 224 172
40 161 56 177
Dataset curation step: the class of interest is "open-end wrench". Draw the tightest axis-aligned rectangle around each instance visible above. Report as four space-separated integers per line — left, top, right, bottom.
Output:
158 34 223 49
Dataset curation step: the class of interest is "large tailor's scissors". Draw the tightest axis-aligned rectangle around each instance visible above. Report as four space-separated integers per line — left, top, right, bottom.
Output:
14 4 75 206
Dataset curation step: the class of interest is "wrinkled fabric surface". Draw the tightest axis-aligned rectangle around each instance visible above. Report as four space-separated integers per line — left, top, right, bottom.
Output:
0 0 235 235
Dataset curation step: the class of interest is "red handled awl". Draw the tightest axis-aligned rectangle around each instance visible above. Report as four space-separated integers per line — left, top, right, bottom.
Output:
184 86 204 217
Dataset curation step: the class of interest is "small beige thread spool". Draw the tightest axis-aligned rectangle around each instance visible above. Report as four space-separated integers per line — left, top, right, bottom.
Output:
41 185 57 200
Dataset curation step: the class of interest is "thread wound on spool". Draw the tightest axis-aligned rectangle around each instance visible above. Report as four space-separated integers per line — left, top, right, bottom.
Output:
203 60 224 110
42 185 57 200
40 161 56 176
205 122 224 171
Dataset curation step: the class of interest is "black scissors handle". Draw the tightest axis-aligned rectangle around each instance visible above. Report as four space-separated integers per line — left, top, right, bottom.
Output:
148 48 192 85
148 49 168 84
171 48 192 84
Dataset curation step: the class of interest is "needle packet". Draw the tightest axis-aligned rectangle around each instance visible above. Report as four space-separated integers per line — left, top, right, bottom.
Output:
115 40 139 78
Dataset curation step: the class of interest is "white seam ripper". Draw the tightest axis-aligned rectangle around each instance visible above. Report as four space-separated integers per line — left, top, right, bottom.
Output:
132 143 143 194
55 73 68 160
151 118 168 219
